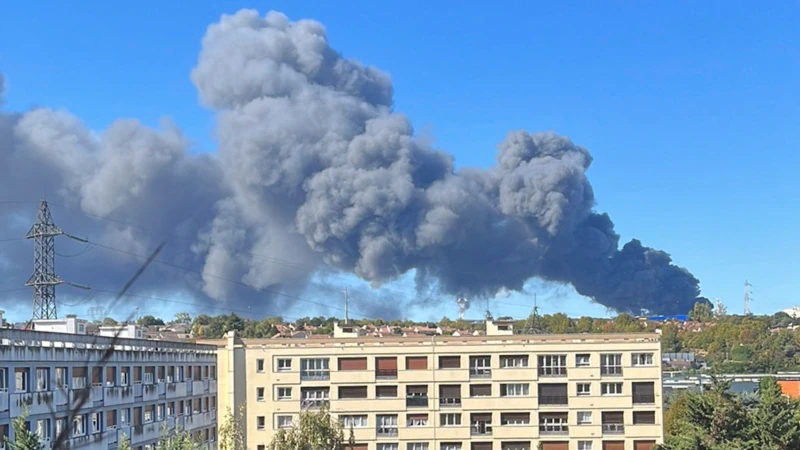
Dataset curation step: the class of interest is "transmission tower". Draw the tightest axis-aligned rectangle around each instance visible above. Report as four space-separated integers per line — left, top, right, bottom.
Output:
516 293 545 335
743 280 753 316
25 200 90 320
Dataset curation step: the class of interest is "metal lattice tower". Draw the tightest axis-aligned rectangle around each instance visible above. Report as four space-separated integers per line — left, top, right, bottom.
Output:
25 200 90 320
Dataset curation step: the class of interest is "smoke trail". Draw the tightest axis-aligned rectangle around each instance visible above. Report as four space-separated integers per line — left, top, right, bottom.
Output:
0 9 703 318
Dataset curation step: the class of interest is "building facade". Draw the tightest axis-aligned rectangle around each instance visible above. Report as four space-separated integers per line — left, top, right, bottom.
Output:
211 320 664 450
0 319 218 450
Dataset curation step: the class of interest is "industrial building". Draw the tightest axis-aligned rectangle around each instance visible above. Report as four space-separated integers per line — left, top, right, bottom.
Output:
207 319 664 450
0 316 218 450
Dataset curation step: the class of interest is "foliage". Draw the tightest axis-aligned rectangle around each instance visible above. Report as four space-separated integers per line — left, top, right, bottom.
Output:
102 317 119 326
156 425 197 450
657 377 800 450
118 433 132 450
267 406 345 450
689 301 714 322
137 315 165 326
5 405 43 450
218 404 247 450
174 312 192 324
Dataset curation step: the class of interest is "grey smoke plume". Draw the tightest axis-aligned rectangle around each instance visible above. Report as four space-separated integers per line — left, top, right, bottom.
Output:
0 9 703 319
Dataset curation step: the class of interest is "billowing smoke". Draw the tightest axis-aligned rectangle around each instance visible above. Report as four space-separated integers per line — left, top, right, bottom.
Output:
0 9 703 318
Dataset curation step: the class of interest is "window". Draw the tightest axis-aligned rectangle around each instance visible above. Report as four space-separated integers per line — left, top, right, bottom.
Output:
440 385 462 406
0 368 7 392
600 354 623 376
470 384 492 397
577 442 593 450
277 387 291 400
340 415 368 428
576 354 590 367
35 419 50 440
441 413 461 426
500 413 529 425
577 411 592 424
377 415 398 436
300 358 330 380
72 414 86 437
144 406 153 423
36 368 48 391
276 358 291 371
256 359 265 372
120 409 130 426
577 383 591 396
91 412 102 434
257 416 266 430
469 356 491 377
378 445 399 450
439 356 461 369
258 446 266 450
601 382 623 395
338 358 367 371
408 444 428 450
301 387 330 408
377 385 398 398
633 382 656 404
500 383 529 397
539 413 568 434
471 413 492 435
501 443 529 450
538 383 568 405
538 355 567 376
15 368 29 392
276 415 293 428
500 355 528 368
256 387 265 401
54 367 66 388
442 444 462 450
339 386 368 399
407 414 428 427
632 353 654 366
406 357 428 370
633 411 656 425
376 357 398 379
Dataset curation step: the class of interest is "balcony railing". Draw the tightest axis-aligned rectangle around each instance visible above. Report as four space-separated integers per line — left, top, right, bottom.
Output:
376 369 398 380
469 368 492 378
471 424 492 436
537 367 567 377
300 371 330 381
601 367 623 376
538 396 568 406
539 425 568 435
300 399 329 409
376 427 398 437
406 396 429 408
633 394 656 404
439 397 462 407
602 423 625 434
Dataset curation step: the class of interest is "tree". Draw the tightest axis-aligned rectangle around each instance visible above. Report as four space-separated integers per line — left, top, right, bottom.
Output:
174 312 192 324
102 317 118 326
218 405 246 450
267 405 345 450
137 315 165 326
119 433 132 450
689 301 713 323
156 425 197 450
749 377 800 449
6 406 43 450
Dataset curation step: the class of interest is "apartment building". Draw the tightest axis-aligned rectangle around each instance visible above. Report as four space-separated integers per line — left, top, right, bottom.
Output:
0 317 218 450
211 319 663 450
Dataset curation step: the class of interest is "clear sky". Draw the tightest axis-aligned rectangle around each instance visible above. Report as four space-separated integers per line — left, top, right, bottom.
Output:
1 1 798 323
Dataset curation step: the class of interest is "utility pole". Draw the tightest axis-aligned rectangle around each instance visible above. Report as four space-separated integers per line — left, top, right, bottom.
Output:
342 287 349 324
25 199 90 321
744 280 753 316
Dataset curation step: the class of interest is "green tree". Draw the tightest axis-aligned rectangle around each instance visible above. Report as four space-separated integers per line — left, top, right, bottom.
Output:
174 312 192 324
218 405 246 450
137 315 165 326
102 317 118 326
6 406 43 450
689 301 714 323
267 406 345 450
156 425 197 450
118 433 132 450
749 377 800 449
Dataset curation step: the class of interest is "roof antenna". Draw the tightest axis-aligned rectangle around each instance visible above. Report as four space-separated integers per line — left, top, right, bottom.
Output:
342 287 350 324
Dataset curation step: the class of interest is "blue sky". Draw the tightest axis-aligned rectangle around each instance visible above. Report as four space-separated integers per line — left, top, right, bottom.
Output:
1 1 798 323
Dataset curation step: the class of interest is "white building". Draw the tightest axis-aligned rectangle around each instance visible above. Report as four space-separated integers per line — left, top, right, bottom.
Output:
0 319 218 450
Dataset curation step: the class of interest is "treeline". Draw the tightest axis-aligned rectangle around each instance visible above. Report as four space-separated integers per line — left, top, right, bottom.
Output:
96 302 800 373
657 377 800 449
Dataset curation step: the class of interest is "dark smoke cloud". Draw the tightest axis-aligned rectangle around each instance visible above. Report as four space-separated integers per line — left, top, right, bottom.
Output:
0 9 703 319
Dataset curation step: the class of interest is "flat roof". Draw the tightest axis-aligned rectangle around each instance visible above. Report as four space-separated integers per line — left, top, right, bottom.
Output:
0 328 217 352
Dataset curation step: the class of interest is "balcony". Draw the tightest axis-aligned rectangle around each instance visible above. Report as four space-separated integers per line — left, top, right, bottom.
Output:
376 427 398 437
469 368 492 378
471 424 492 436
601 367 623 376
537 367 567 377
300 371 330 381
301 399 330 409
633 394 656 404
538 396 568 406
439 397 462 407
602 424 625 434
406 396 429 408
376 369 398 380
539 425 568 435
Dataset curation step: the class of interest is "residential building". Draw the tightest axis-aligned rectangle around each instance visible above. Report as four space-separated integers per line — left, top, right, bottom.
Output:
207 319 664 450
0 318 218 450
